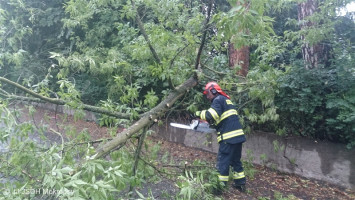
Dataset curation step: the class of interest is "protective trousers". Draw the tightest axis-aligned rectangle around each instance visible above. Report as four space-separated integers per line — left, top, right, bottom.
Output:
217 142 246 185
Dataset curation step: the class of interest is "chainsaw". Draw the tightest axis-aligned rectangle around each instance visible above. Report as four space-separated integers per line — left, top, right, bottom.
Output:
170 115 215 133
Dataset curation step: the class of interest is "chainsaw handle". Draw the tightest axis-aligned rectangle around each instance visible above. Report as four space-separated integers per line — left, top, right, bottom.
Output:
190 119 200 130
189 113 199 122
194 119 200 130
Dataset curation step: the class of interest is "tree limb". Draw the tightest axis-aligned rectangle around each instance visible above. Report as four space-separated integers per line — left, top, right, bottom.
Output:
130 127 148 192
1 75 198 161
130 0 177 89
0 77 131 119
194 0 214 73
0 77 65 104
130 0 161 64
93 76 198 159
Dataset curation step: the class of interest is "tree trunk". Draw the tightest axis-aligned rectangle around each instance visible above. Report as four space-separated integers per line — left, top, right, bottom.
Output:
229 43 249 77
228 1 250 77
298 0 328 69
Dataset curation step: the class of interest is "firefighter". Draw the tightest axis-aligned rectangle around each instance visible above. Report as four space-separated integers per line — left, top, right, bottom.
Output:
195 81 246 193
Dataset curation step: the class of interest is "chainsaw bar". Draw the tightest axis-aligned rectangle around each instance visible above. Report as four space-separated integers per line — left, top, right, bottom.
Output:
170 120 215 133
170 119 199 130
170 123 194 130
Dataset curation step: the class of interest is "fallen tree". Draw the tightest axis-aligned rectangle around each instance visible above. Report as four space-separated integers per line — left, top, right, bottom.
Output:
94 76 198 158
0 0 213 160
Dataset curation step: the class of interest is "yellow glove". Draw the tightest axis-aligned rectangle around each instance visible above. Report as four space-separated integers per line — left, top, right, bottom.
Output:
195 111 201 117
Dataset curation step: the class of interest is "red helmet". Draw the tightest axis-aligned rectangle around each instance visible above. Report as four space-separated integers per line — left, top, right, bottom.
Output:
203 81 230 99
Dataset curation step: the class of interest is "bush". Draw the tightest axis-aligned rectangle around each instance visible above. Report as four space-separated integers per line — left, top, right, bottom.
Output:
275 66 355 149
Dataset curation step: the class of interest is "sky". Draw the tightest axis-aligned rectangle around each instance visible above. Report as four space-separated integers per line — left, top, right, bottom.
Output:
338 2 355 16
346 1 355 11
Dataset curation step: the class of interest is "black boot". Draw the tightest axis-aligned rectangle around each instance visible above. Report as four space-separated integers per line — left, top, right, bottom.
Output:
234 184 246 192
212 187 223 196
212 181 226 196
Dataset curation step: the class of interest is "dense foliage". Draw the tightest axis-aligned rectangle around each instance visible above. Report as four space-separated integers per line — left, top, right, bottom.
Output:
0 0 354 199
273 3 355 149
275 65 355 149
239 1 355 149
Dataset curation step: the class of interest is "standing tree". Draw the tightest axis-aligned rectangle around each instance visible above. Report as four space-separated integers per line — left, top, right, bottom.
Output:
297 0 352 69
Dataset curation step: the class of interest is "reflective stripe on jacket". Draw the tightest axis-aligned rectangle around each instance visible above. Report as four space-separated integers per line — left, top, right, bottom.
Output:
200 95 246 144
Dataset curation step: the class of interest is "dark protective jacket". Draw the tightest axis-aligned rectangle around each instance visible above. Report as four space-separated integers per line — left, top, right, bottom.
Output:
200 95 246 144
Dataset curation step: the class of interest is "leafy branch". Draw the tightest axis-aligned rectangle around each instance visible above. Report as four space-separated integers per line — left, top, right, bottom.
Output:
0 77 131 119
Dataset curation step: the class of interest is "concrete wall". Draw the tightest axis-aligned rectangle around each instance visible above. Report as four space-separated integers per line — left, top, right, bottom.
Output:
153 121 355 190
20 103 355 190
26 102 98 122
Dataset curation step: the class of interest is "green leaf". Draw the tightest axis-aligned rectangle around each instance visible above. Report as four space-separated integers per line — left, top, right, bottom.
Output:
60 166 74 174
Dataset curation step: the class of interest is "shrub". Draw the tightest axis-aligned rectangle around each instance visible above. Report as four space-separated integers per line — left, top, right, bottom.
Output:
275 66 355 149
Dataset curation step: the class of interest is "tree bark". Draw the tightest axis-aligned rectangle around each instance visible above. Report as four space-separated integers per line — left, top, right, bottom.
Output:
228 1 250 77
229 43 249 77
298 0 327 69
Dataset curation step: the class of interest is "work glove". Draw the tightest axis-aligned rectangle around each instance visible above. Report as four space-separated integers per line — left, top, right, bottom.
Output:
195 111 201 117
